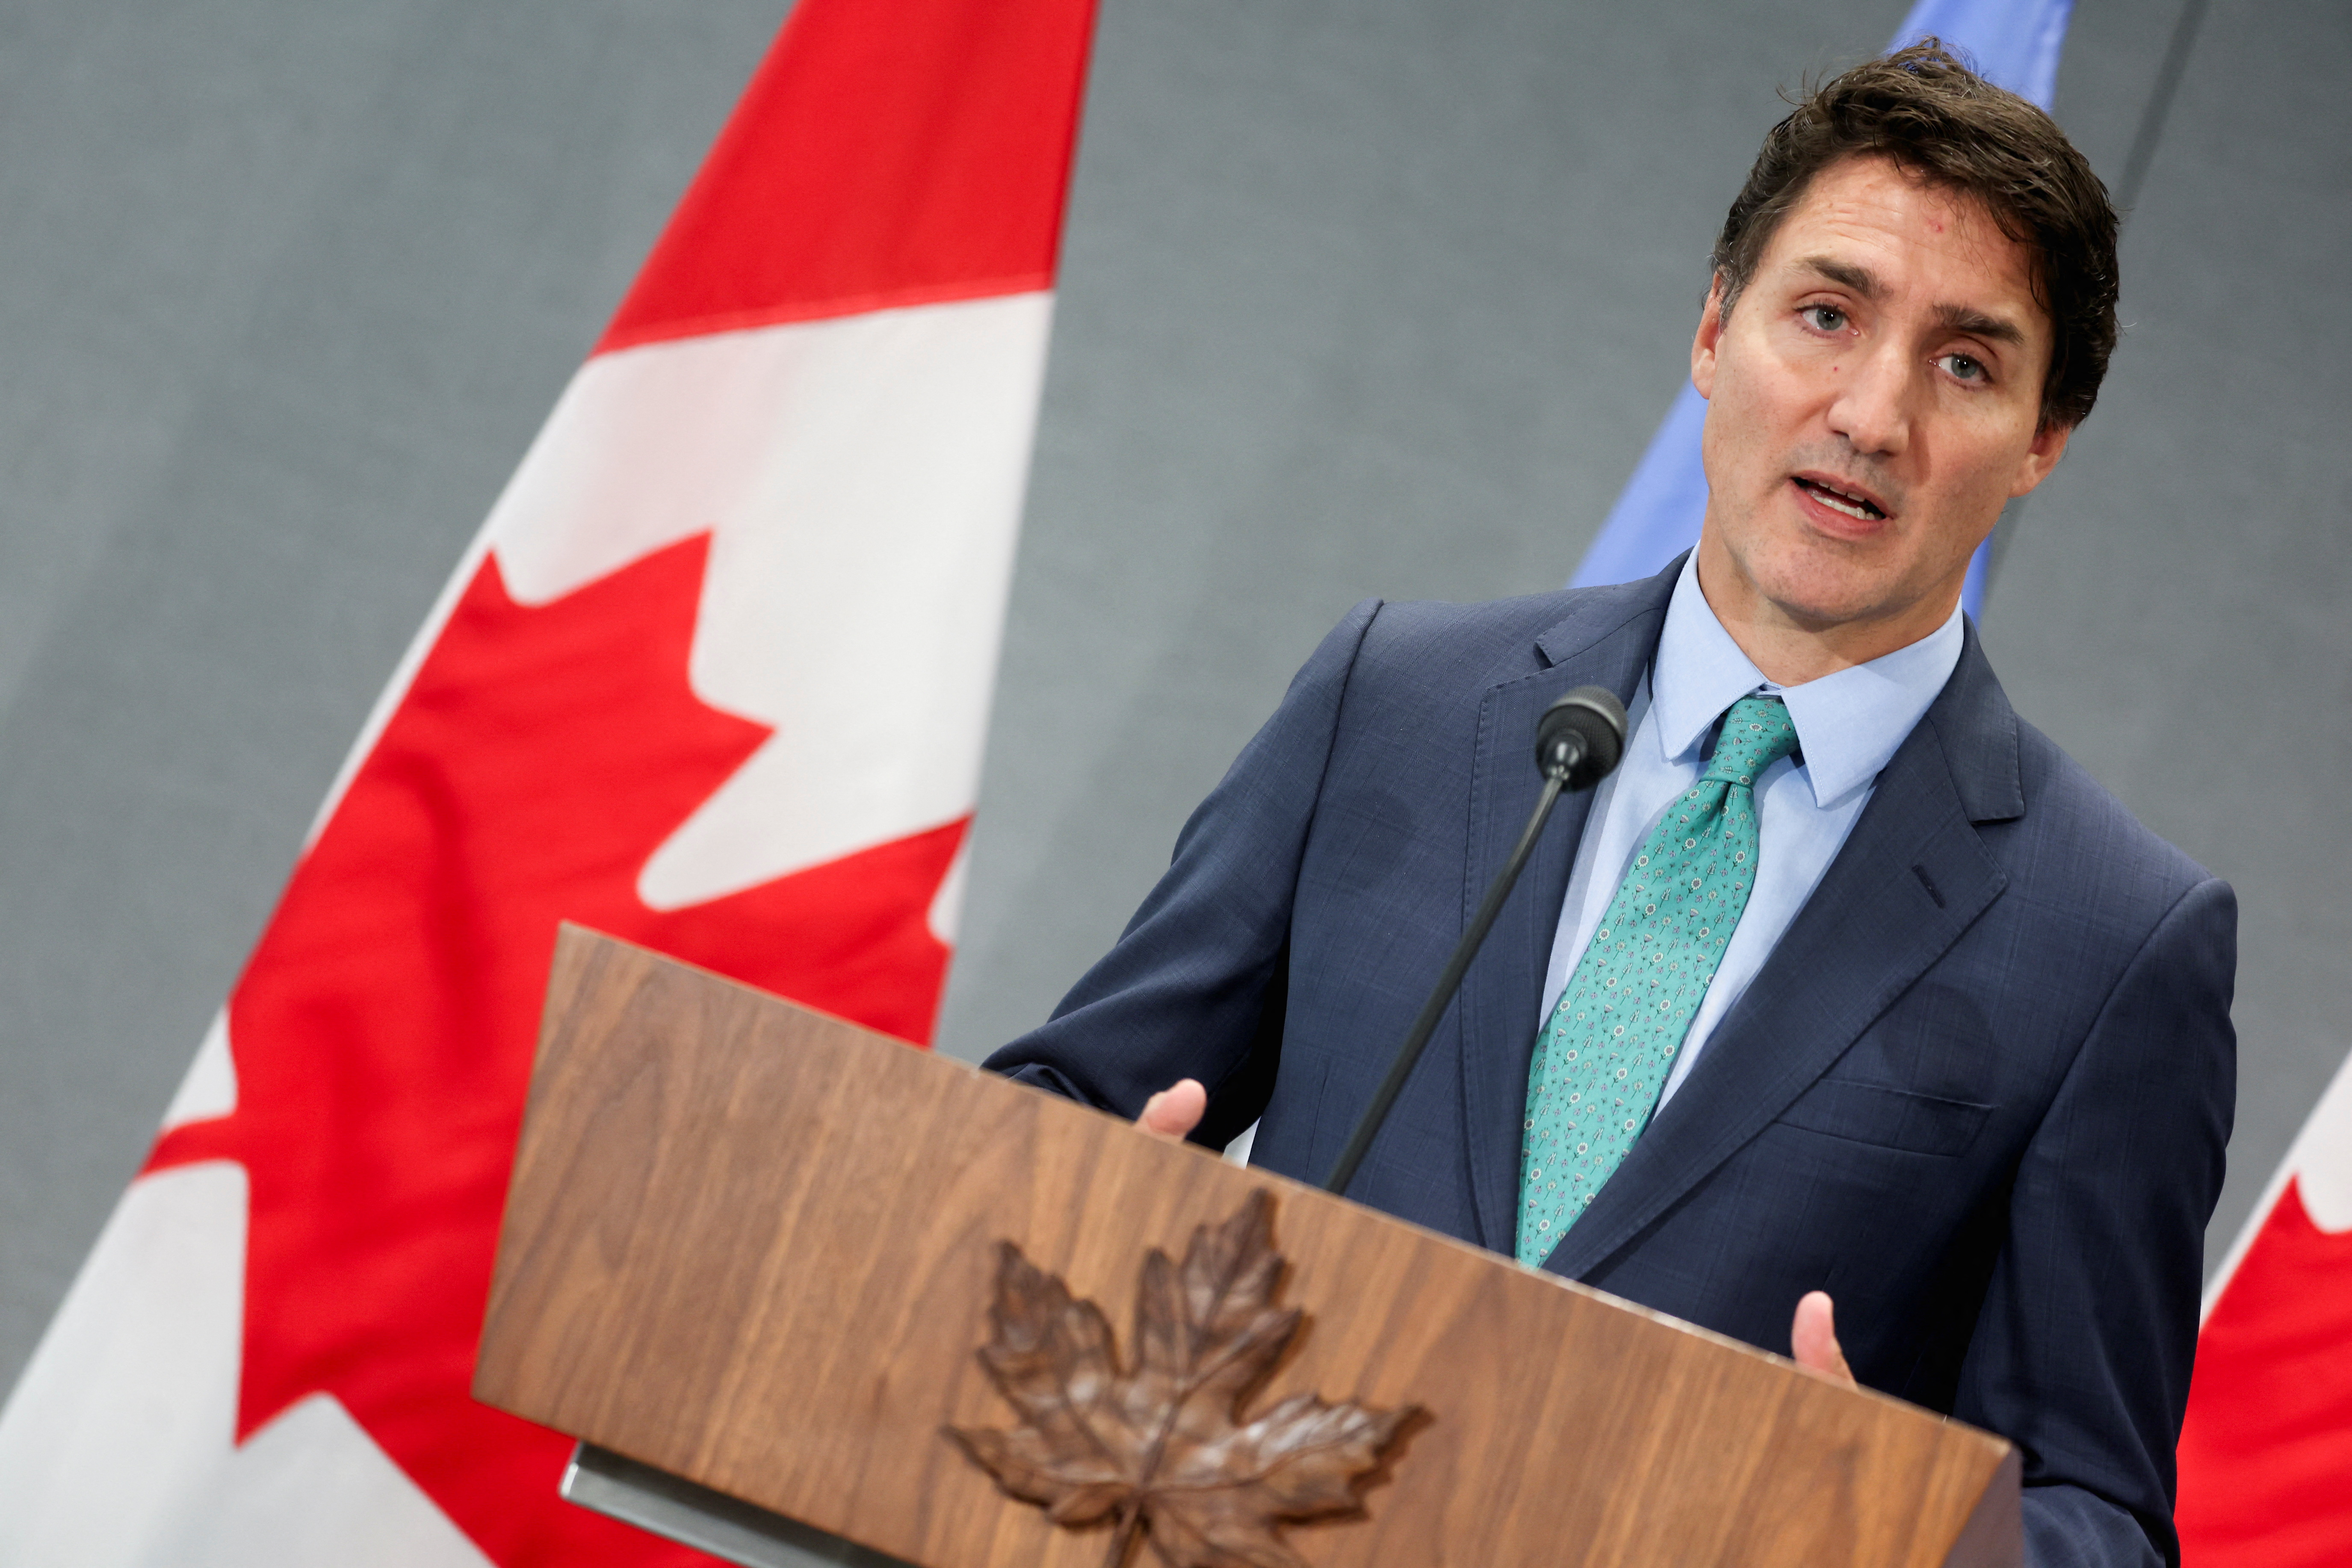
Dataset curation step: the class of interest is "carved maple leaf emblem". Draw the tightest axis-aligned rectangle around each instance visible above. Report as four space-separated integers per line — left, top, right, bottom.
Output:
947 1190 1418 1568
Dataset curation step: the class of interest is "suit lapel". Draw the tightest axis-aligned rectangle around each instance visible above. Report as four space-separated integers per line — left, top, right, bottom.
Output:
1456 566 1677 1252
1539 624 2025 1281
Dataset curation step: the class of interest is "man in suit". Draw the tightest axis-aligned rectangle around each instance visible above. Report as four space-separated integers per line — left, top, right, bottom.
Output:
985 42 2233 1568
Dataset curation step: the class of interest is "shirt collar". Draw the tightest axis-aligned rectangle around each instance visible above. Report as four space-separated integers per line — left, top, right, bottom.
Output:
1649 551 1965 809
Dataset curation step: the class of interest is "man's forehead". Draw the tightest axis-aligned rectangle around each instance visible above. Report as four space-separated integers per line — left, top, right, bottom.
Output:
1762 156 2044 325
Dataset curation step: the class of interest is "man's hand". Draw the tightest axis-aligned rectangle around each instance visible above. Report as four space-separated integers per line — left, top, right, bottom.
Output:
1137 1079 1206 1140
1791 1290 1856 1385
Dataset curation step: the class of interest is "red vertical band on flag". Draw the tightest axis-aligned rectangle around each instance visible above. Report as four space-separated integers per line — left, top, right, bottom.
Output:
597 0 1099 353
2178 1181 2352 1568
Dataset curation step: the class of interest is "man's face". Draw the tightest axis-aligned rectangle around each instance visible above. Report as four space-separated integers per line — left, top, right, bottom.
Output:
1691 154 2070 656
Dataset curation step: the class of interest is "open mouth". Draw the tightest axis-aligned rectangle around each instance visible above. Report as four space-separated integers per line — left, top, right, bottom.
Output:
1794 476 1886 522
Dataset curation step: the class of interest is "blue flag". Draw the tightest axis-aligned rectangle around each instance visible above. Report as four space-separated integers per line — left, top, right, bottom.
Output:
1569 0 2076 616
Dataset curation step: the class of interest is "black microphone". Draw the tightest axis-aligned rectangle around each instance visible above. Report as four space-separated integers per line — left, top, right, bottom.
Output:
1537 685 1628 791
1322 685 1629 1197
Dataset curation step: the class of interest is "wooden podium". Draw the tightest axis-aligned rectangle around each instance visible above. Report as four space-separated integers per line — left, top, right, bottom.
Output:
474 927 2021 1568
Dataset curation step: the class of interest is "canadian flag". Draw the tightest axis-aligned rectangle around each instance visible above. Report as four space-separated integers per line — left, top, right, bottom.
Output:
0 0 1098 1562
2178 1050 2352 1566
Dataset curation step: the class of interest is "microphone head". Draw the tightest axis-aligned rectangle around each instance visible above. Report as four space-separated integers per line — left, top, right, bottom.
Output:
1536 686 1628 789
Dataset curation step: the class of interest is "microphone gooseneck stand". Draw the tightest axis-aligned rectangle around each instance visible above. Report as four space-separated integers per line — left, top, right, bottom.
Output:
1322 685 1628 1197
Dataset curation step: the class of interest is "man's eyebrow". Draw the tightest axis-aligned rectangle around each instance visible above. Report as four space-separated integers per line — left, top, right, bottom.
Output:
1932 303 2027 347
1797 256 1879 297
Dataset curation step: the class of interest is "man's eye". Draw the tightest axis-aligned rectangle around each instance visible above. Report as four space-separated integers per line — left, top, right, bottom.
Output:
1940 353 1988 383
1802 305 1847 332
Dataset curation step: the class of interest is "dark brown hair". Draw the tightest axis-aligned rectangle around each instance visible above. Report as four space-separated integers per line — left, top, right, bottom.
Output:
1712 40 2119 431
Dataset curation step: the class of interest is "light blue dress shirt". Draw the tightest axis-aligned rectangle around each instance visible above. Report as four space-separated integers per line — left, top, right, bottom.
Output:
1542 553 1965 1110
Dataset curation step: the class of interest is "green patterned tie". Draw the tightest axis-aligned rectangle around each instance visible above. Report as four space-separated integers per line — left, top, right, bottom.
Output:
1516 693 1800 1266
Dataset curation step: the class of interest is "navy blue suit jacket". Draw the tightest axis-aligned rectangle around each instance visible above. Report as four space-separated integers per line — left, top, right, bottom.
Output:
986 560 2235 1568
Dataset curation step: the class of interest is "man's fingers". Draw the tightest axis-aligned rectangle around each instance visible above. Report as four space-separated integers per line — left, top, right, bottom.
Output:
1138 1079 1207 1140
1791 1290 1856 1385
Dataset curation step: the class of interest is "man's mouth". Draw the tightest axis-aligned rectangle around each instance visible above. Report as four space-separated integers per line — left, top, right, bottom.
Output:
1793 475 1888 522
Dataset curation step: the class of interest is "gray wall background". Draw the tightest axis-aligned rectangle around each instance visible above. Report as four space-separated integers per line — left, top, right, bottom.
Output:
0 0 2343 1402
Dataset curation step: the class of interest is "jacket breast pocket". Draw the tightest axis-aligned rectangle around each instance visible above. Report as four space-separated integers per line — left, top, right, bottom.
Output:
1772 1079 1993 1158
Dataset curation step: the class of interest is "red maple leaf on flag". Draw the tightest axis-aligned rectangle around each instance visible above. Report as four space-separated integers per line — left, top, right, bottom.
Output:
146 533 964 1565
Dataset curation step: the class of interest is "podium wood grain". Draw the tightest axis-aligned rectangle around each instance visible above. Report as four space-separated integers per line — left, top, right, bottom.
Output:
475 927 2019 1568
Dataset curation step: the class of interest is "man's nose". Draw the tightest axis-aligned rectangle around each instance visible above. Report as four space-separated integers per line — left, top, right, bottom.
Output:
1826 342 1913 458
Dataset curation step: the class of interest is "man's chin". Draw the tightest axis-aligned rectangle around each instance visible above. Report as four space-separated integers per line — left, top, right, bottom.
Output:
1748 567 1901 632
1752 561 1972 646
1700 526 1967 641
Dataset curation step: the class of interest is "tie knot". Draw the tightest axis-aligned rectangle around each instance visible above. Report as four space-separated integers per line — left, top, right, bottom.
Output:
1703 695 1799 787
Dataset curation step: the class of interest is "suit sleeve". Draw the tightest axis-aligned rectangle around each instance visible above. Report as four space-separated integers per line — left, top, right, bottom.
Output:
981 598 1383 1144
1953 876 2238 1568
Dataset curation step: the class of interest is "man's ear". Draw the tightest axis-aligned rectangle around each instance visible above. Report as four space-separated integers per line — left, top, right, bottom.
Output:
2009 416 2074 498
1691 275 1728 399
